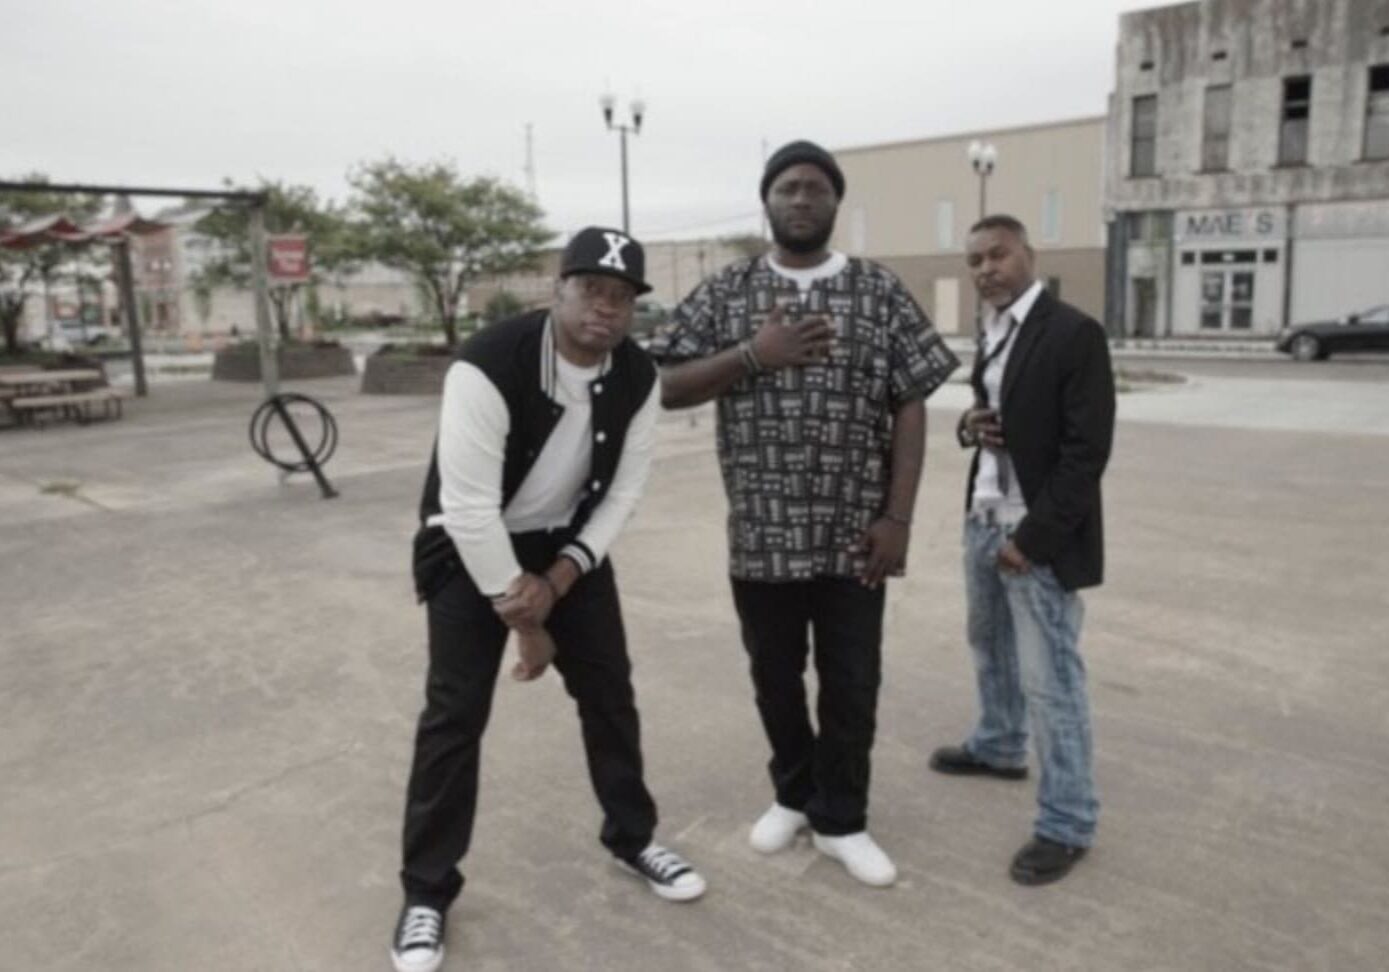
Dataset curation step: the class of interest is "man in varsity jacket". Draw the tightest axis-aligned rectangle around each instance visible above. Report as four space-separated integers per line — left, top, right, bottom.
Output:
391 227 706 972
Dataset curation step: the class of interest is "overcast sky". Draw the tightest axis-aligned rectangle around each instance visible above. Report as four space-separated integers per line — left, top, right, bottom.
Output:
3 0 1159 242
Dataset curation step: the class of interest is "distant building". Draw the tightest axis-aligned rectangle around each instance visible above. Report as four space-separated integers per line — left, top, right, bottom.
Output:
140 206 427 337
467 236 756 314
131 227 182 333
1104 0 1389 337
830 117 1108 335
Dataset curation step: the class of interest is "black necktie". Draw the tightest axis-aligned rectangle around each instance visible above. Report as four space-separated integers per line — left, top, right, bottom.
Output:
969 314 1019 406
970 314 1019 497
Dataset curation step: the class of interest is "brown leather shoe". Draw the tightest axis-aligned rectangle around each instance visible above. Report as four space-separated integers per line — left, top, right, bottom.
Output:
928 745 1028 780
1009 836 1088 886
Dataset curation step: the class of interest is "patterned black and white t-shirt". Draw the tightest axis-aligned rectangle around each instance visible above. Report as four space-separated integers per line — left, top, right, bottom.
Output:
649 255 959 581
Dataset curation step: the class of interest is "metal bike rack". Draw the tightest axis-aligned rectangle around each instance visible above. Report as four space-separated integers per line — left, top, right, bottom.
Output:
249 393 340 499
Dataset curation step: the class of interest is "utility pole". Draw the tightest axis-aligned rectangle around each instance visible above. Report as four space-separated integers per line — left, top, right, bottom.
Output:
112 239 148 397
967 140 998 334
524 123 538 203
600 94 645 234
249 204 278 398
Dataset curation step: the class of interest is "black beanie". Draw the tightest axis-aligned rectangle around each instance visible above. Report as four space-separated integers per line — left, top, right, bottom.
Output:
760 140 846 201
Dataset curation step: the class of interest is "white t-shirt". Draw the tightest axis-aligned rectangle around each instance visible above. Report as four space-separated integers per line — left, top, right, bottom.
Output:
767 250 848 297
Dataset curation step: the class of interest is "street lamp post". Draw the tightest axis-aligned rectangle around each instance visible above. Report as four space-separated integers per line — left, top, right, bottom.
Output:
600 94 645 234
967 139 997 220
967 140 998 332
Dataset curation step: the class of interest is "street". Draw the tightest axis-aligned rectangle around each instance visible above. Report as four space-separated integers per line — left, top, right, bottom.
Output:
1 360 1387 971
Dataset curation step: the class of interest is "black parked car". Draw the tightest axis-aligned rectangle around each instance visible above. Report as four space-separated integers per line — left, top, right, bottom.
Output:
1276 305 1389 361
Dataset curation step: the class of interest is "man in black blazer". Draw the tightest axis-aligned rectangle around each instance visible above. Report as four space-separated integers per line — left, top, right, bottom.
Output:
929 215 1115 886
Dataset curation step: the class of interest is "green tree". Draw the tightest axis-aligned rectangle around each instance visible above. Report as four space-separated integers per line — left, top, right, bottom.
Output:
192 179 357 342
348 158 549 346
0 175 105 355
484 289 525 325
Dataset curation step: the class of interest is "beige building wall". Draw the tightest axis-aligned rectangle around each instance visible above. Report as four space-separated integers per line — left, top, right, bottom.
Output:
831 117 1108 333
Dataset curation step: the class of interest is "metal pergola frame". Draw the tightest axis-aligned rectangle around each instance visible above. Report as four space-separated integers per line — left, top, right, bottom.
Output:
0 180 281 399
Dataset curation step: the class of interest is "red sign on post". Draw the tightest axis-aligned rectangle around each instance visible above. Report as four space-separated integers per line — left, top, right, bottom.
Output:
266 235 310 284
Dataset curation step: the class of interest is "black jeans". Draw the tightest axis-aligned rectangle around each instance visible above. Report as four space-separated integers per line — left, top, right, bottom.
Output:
400 533 657 911
730 576 885 836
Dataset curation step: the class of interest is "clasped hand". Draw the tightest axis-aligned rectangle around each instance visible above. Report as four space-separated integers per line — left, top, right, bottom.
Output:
750 303 833 368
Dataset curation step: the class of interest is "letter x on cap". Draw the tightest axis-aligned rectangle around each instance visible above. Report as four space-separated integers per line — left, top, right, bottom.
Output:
560 226 652 294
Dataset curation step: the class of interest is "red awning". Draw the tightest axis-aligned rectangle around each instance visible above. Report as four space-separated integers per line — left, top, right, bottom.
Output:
0 212 171 249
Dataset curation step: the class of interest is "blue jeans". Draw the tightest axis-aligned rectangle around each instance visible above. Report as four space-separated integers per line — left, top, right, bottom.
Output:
962 516 1098 848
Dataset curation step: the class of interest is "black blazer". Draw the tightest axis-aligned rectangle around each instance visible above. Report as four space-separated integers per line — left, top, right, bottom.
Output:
959 288 1116 591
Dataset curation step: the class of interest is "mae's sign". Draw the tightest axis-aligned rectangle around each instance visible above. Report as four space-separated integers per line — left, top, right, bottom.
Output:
1175 208 1285 243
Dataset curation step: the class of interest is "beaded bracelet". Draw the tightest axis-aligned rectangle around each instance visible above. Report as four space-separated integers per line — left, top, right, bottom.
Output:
741 339 768 376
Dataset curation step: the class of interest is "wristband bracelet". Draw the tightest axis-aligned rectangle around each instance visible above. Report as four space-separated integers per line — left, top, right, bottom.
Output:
540 573 562 602
739 339 764 375
883 512 912 526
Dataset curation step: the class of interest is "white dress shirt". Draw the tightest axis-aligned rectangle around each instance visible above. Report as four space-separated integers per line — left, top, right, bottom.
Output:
971 279 1044 520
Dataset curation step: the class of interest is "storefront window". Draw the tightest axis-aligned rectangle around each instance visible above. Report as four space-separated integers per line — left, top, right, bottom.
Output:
1200 273 1225 329
1366 65 1389 160
1125 210 1172 243
1198 259 1257 330
1230 272 1254 329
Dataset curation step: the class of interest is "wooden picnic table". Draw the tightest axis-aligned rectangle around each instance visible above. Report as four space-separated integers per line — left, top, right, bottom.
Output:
0 369 124 427
0 368 104 393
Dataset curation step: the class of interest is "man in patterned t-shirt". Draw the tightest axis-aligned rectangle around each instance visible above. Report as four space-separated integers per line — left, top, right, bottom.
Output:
649 140 958 887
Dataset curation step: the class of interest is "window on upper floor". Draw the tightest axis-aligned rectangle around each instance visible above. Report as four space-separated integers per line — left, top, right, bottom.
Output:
1124 210 1173 243
1040 190 1062 243
1131 95 1158 176
1202 84 1232 171
1366 65 1389 160
848 207 867 254
936 199 954 250
1279 76 1312 165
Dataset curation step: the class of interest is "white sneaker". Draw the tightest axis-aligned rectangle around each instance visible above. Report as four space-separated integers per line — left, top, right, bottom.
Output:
620 843 708 902
811 831 898 887
749 804 809 854
390 904 444 972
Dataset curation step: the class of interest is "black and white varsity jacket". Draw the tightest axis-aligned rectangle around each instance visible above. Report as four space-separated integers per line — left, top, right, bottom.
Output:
412 309 658 601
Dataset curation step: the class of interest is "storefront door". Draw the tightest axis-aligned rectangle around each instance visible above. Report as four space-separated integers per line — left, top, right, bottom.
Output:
1198 252 1256 330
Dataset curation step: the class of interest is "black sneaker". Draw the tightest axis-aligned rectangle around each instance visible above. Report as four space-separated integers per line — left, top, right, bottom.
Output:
1009 836 1088 886
391 904 445 972
620 843 707 901
929 744 1029 780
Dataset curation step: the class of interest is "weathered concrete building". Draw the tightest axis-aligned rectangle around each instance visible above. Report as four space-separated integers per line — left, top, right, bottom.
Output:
831 117 1108 335
1104 0 1389 338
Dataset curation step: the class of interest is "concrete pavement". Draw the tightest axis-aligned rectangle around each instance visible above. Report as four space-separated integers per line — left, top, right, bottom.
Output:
2 366 1387 971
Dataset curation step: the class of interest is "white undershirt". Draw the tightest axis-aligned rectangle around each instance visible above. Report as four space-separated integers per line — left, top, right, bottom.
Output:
506 353 601 531
767 250 847 296
426 327 660 597
971 279 1044 519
